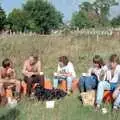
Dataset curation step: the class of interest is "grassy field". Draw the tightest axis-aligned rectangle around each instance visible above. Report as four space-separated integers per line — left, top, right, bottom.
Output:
0 34 120 120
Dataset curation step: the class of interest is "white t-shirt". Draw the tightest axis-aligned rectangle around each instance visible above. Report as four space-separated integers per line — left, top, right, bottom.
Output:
106 65 120 83
57 61 76 78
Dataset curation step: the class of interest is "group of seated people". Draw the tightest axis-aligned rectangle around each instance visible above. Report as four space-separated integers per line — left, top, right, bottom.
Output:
79 54 120 110
0 54 120 111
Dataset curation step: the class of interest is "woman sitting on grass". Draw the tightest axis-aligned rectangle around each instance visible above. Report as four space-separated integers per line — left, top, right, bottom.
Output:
53 56 76 94
96 54 120 110
0 58 21 98
79 55 106 92
112 85 120 110
22 54 42 97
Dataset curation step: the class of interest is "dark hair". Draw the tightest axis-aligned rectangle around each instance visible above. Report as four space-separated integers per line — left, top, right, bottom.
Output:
93 55 104 68
59 56 69 66
109 54 119 64
2 58 12 68
30 54 39 61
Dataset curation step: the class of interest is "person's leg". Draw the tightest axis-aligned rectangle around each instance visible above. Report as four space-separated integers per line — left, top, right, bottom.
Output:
32 75 41 84
84 76 96 91
15 80 21 96
24 76 33 96
96 81 110 105
0 83 7 105
84 75 98 91
79 76 85 92
8 79 21 96
53 77 59 89
113 93 120 108
0 83 5 96
113 87 120 99
110 83 117 92
66 77 73 91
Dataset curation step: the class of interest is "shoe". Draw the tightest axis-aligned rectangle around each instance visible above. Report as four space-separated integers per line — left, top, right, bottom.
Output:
102 108 108 114
30 92 35 100
113 106 119 111
8 98 17 108
95 104 100 112
67 91 72 96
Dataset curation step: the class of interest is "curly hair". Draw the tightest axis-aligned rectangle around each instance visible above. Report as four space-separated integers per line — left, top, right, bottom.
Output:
2 58 12 68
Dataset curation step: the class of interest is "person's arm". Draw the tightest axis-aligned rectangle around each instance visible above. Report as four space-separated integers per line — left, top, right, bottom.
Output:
22 62 33 77
37 61 41 74
0 69 2 82
7 68 16 79
113 86 120 99
99 69 106 81
67 63 76 77
57 64 61 73
106 70 112 82
63 63 76 77
0 69 6 83
110 67 120 83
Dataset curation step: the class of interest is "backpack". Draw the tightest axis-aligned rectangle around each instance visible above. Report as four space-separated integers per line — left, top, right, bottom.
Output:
35 85 67 101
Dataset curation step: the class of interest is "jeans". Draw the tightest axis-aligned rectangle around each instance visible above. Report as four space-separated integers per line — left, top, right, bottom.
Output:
79 75 98 92
53 76 73 90
96 81 117 105
114 94 120 108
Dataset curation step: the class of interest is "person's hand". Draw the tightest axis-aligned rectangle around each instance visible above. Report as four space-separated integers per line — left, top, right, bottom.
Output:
54 72 58 76
7 68 14 75
27 72 34 78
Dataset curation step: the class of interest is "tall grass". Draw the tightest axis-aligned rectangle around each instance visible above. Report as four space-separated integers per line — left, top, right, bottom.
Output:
0 34 120 78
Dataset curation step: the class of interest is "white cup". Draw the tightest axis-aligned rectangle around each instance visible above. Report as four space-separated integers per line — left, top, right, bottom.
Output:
54 72 58 76
40 72 44 75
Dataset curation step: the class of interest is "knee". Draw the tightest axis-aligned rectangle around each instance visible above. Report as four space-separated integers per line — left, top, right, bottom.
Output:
67 77 72 82
0 83 3 86
98 81 104 88
16 81 20 86
53 78 58 82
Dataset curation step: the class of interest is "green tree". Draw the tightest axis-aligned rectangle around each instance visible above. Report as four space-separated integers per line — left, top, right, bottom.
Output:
71 0 118 29
93 0 118 26
23 0 63 34
7 8 28 32
71 11 91 29
111 16 120 27
0 6 6 31
71 2 98 29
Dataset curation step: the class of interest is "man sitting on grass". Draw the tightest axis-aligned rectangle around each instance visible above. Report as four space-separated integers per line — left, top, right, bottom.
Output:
22 54 43 97
0 58 21 100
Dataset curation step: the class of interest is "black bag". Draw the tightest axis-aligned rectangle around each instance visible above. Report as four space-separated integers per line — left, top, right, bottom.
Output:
35 84 67 101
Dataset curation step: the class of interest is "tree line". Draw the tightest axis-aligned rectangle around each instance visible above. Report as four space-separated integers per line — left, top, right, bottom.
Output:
0 0 120 34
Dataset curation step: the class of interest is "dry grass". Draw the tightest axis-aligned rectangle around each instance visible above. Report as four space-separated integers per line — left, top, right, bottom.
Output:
0 34 120 79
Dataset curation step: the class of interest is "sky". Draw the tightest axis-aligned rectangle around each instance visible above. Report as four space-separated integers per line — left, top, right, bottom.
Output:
1 0 120 21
